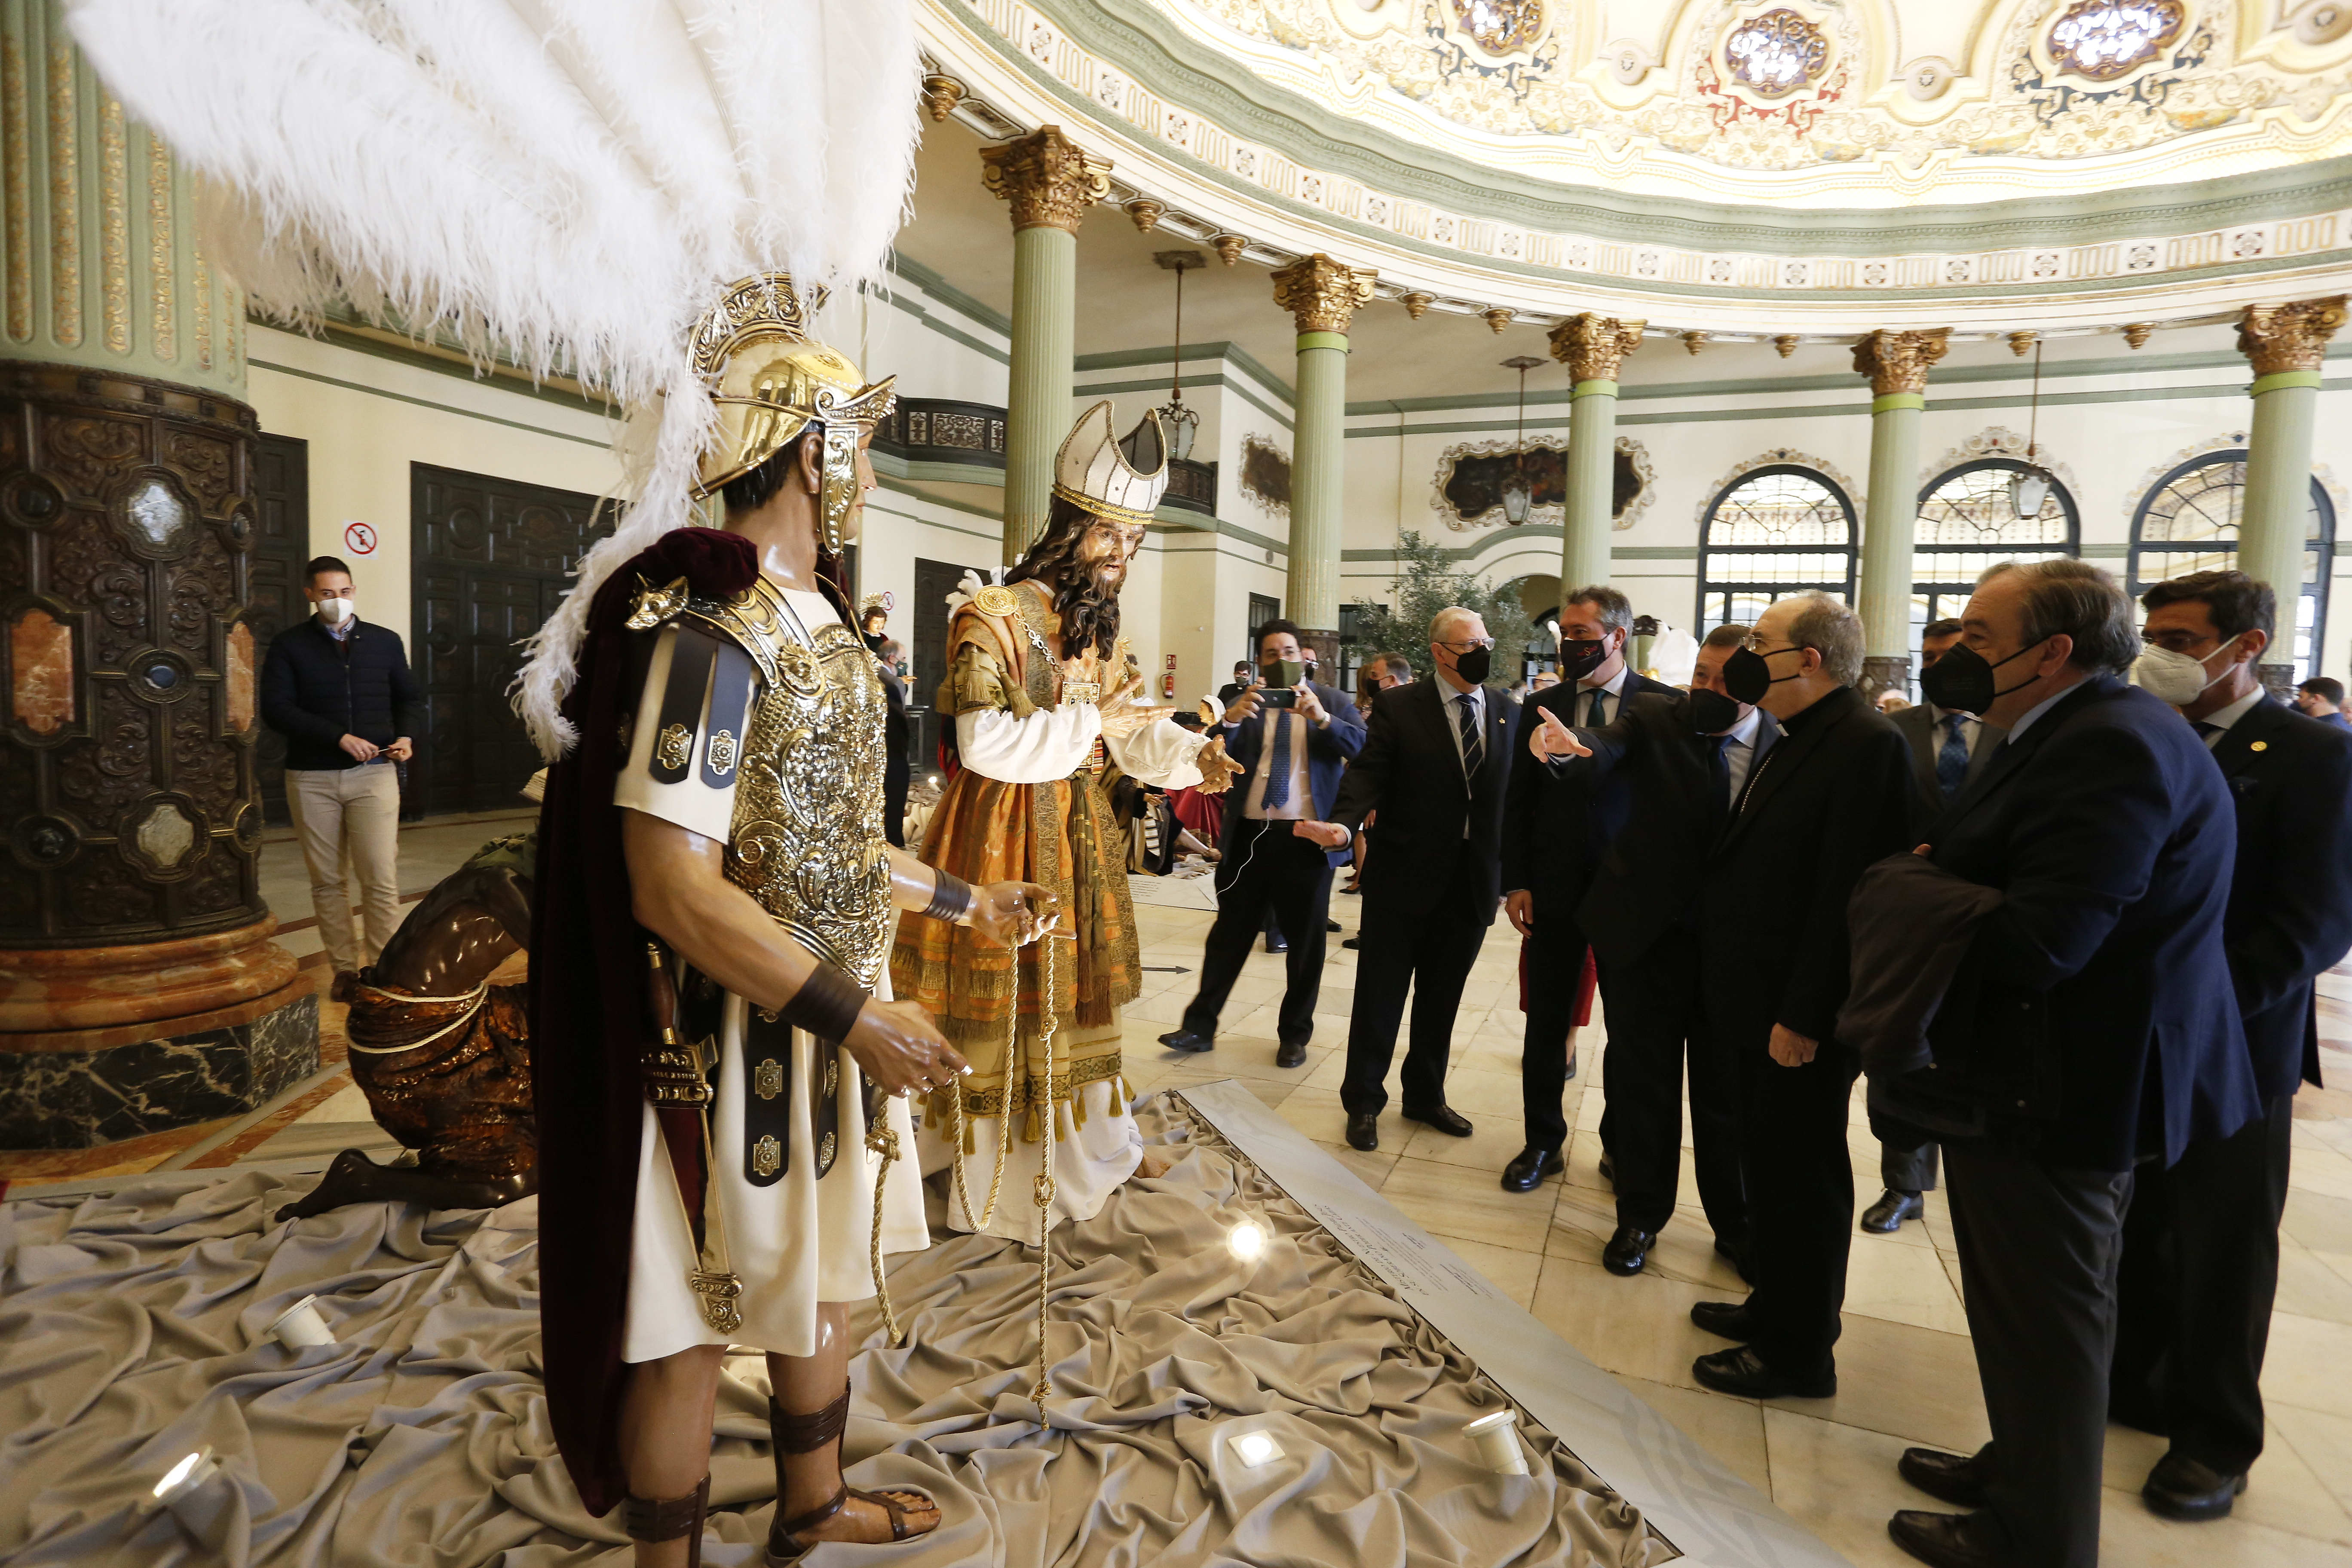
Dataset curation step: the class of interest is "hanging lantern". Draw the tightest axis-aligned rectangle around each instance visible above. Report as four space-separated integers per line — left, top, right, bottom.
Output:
1154 250 1206 464
1499 354 1544 527
1501 460 1532 526
2009 465 2052 520
1158 397 1200 463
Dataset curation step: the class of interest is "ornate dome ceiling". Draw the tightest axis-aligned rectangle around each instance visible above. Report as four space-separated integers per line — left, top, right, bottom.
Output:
918 0 2352 333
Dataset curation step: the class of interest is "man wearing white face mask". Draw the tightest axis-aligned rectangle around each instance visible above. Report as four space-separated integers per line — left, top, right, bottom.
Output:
260 555 421 1002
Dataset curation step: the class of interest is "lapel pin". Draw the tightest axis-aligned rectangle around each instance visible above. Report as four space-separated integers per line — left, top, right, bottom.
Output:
2250 740 2267 752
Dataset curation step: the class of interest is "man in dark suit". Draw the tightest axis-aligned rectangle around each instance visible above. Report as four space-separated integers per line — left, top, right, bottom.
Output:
1161 619 1366 1069
1299 606 1513 1152
2294 674 2349 725
2107 571 2352 1521
1499 586 1680 1201
1870 560 2262 1568
1866 620 2006 1234
1516 625 1780 1283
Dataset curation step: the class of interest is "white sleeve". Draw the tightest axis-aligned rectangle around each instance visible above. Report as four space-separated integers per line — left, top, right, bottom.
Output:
956 701 1103 784
1102 714 1209 789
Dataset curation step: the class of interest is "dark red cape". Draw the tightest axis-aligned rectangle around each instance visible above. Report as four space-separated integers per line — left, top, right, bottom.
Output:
528 527 757 1517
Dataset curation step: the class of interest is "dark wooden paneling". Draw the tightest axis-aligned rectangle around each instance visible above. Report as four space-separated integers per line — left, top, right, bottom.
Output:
910 556 989 775
248 434 307 824
409 465 604 817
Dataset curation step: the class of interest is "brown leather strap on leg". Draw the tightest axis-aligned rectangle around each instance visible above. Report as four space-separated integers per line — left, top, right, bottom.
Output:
623 1474 709 1568
768 1385 851 1454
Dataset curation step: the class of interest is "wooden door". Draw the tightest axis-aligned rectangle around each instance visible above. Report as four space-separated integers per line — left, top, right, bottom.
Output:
248 434 309 823
410 465 604 816
910 556 990 773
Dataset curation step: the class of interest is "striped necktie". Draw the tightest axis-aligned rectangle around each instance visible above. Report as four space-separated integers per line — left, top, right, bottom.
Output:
1455 690 1484 780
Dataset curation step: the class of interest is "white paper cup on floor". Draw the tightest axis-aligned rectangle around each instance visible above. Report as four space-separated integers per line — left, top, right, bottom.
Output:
1465 1409 1529 1476
267 1295 334 1349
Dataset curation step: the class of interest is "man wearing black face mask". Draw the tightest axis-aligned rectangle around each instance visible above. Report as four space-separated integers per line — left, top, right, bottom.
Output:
1294 607 1514 1152
1870 560 2261 1568
1544 593 1914 1398
1499 587 1679 1194
1513 625 1779 1280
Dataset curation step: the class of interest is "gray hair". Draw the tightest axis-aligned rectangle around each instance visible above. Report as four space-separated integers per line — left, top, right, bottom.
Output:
1781 593 1864 686
1429 605 1482 644
1562 585 1634 638
1978 559 2137 675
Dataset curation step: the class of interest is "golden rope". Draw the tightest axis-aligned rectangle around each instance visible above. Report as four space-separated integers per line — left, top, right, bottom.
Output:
944 983 1017 1232
1031 930 1059 1409
866 1109 903 1346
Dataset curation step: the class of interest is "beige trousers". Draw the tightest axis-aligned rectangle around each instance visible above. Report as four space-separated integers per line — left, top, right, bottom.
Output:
285 764 403 975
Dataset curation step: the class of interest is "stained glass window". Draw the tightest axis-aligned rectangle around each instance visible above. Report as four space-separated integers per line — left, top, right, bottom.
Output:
1911 459 2079 671
1697 465 1857 631
2130 450 2333 681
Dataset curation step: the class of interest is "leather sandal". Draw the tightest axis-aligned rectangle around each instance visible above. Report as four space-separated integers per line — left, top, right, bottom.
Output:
624 1474 710 1568
765 1385 939 1562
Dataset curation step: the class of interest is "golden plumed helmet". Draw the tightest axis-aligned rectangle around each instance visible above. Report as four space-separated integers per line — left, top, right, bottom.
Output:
688 273 895 548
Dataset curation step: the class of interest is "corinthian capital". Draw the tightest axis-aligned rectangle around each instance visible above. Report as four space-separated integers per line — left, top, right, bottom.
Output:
1547 314 1646 382
1269 254 1376 335
1852 328 1950 396
979 126 1111 233
2238 296 2348 376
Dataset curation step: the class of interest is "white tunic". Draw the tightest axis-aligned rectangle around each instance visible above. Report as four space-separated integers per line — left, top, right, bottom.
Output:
920 695 1206 1240
613 597 928 1363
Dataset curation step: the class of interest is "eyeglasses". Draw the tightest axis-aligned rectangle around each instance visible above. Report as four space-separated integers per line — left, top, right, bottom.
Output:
1738 634 1796 655
1437 637 1495 653
2139 628 2218 654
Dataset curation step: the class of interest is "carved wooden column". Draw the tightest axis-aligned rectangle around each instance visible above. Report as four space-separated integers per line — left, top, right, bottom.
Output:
981 126 1109 564
2237 297 2346 699
1853 328 1949 696
0 0 314 1150
1269 254 1374 663
1547 314 1645 598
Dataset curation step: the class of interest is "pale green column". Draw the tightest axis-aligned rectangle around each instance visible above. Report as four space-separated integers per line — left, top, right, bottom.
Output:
1561 380 1619 594
980 127 1107 565
1268 254 1373 652
2235 295 2345 695
1001 222 1075 564
1545 315 1643 596
1286 329 1347 630
1852 329 1948 695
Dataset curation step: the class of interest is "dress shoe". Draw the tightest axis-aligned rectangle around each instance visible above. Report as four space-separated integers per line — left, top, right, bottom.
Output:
1157 1028 1215 1054
1340 936 1360 950
1275 1038 1307 1069
1692 1345 1834 1400
1861 1188 1924 1233
1688 1299 1756 1341
1886 1508 2019 1568
1325 919 1341 932
1602 1225 1656 1277
1501 1145 1563 1192
1401 1102 1473 1137
2142 1452 2248 1522
1898 1446 1993 1510
1345 1111 1379 1152
330 970 358 1004
1263 933 1289 954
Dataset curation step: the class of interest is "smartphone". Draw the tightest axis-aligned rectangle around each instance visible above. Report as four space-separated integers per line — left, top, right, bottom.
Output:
1261 688 1298 708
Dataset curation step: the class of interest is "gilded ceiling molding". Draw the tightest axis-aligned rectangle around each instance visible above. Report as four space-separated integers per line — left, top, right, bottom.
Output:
920 1 2352 330
1269 253 1375 334
1692 447 1864 533
1923 427 2082 506
147 129 173 364
46 33 77 348
99 93 128 355
2236 294 2348 373
979 124 1111 232
3 32 27 344
1853 328 1952 395
192 244 212 372
1546 314 1645 382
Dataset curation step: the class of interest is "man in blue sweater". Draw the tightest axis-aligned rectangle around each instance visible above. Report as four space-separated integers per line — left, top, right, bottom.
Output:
260 555 423 1001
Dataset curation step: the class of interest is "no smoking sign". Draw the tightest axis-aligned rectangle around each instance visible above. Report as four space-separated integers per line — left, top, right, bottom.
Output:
343 521 378 555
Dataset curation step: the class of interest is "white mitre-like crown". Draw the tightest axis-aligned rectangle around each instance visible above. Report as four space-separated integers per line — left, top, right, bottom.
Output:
1052 401 1169 527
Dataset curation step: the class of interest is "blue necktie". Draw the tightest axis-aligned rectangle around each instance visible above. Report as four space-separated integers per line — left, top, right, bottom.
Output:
1260 707 1294 809
1936 712 1970 800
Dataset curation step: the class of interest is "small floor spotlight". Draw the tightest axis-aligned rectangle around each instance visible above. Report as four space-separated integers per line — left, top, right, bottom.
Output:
1465 1409 1530 1476
1226 1428 1284 1468
1225 1218 1269 1262
152 1449 219 1505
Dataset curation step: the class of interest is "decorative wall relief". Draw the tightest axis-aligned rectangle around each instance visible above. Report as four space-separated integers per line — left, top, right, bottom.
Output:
1922 427 2082 510
1693 447 1864 532
1435 434 1653 530
1239 434 1292 519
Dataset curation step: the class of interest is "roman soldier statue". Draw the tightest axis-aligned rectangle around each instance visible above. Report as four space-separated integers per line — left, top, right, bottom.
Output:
891 401 1242 1240
529 276 1055 1568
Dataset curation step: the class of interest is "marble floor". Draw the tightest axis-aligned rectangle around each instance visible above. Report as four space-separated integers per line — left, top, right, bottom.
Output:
8 823 2352 1566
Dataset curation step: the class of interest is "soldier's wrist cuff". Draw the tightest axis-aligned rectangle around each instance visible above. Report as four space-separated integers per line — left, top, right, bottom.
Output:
782 963 867 1045
923 870 976 925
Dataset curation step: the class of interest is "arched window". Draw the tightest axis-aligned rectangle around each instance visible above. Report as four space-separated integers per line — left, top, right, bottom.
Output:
1913 459 2079 664
1697 464 1858 630
2130 450 2334 680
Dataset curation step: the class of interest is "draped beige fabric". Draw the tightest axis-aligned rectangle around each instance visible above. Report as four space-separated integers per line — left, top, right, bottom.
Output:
0 1098 1670 1567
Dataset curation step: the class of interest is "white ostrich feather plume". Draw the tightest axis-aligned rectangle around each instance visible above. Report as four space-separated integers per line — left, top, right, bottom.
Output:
67 0 921 758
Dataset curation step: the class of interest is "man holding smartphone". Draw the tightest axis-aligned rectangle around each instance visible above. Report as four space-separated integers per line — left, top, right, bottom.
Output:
1161 620 1366 1068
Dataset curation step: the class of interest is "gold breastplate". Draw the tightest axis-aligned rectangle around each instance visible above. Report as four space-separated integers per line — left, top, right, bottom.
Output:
650 575 893 988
